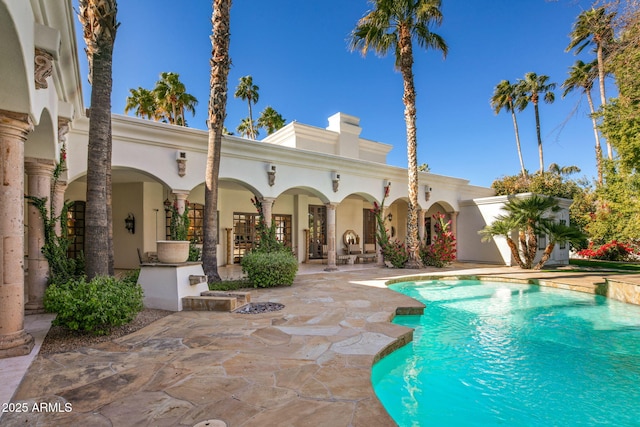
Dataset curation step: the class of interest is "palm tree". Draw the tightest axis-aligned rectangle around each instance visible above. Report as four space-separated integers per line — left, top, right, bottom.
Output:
78 0 119 279
534 220 585 270
566 7 615 159
237 117 258 139
153 72 198 126
234 75 259 139
480 195 582 269
124 87 158 121
516 72 556 174
350 0 448 268
257 106 286 135
202 0 231 283
491 80 527 176
561 60 603 185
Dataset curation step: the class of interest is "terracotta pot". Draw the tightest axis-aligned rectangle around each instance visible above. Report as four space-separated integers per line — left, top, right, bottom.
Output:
156 240 190 263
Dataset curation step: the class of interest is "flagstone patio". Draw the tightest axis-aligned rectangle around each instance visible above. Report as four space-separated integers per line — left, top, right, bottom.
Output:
1 263 637 426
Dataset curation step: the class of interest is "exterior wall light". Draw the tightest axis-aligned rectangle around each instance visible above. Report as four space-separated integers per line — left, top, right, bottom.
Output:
176 151 187 177
387 213 393 222
331 171 340 192
125 213 135 234
267 163 276 186
425 185 432 201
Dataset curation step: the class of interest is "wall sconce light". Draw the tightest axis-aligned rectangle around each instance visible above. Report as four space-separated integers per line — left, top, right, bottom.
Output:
387 212 393 222
267 163 276 186
163 197 172 212
331 171 340 192
124 213 135 234
176 151 187 177
424 184 432 202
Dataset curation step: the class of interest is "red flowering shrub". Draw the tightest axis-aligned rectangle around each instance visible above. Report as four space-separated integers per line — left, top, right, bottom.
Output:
576 240 635 261
420 212 457 267
382 240 409 268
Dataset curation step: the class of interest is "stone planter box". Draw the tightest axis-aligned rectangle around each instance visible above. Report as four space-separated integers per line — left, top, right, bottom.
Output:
156 240 189 263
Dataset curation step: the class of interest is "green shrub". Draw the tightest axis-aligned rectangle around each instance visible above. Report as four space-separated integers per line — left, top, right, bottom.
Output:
241 250 298 288
382 240 409 268
44 275 144 335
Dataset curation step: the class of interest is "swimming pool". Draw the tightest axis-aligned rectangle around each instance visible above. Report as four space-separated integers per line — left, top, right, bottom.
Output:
372 279 640 426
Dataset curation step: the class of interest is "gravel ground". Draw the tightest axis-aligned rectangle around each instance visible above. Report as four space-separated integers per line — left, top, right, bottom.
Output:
39 308 173 355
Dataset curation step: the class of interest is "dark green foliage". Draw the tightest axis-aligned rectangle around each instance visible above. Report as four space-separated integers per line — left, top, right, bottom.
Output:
26 196 84 285
240 197 297 287
241 251 298 288
44 275 144 335
188 240 202 261
169 203 190 241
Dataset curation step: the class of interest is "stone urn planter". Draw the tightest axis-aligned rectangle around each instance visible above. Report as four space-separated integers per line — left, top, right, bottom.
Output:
156 240 190 263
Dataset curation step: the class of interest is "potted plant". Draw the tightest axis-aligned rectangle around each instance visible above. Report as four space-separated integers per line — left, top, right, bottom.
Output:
157 203 191 263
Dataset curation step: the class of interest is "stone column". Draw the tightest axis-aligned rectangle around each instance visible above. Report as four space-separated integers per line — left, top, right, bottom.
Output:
173 191 189 214
25 158 56 311
261 197 276 228
225 228 233 265
52 180 68 236
324 203 338 271
0 110 35 358
418 209 426 243
303 229 309 263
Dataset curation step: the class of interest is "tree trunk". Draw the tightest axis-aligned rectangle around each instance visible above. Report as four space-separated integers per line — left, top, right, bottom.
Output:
506 237 527 268
586 91 603 185
533 102 544 173
85 46 114 279
203 0 231 283
509 102 527 176
534 242 555 270
398 25 421 268
596 43 612 160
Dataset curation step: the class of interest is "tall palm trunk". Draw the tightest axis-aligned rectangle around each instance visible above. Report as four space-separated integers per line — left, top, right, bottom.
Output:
80 0 118 279
595 43 612 160
203 0 231 282
533 102 544 173
586 90 604 185
247 100 255 139
509 100 527 176
399 26 420 268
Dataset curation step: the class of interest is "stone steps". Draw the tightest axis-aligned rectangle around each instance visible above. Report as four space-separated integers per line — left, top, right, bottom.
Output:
182 291 251 312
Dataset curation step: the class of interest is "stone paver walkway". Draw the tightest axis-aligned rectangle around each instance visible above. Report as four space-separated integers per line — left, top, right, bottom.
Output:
1 263 638 426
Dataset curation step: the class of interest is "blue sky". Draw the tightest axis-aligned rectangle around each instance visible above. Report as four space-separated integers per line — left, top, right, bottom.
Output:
73 0 604 188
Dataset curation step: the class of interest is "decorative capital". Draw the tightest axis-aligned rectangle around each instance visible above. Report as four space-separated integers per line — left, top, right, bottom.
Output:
57 118 70 144
35 48 54 89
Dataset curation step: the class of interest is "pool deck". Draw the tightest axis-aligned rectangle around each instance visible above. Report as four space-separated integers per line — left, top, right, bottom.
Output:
1 263 638 426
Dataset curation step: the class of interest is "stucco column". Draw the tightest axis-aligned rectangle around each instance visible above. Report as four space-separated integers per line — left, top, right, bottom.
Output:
418 209 426 243
0 110 35 358
25 158 56 311
173 191 189 214
261 197 276 228
52 179 68 236
324 203 338 271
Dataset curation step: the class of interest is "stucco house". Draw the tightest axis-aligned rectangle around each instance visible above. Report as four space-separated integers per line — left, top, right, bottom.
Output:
0 0 571 358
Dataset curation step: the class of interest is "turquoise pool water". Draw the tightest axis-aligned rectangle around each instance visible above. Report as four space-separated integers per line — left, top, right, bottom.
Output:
372 279 640 426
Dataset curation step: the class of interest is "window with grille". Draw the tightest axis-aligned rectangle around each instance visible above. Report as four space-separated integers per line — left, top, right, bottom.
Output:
165 203 207 242
66 201 85 259
363 209 376 244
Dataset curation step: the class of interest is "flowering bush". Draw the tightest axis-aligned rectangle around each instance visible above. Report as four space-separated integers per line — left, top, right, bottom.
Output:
576 240 636 261
382 240 409 268
420 212 456 267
